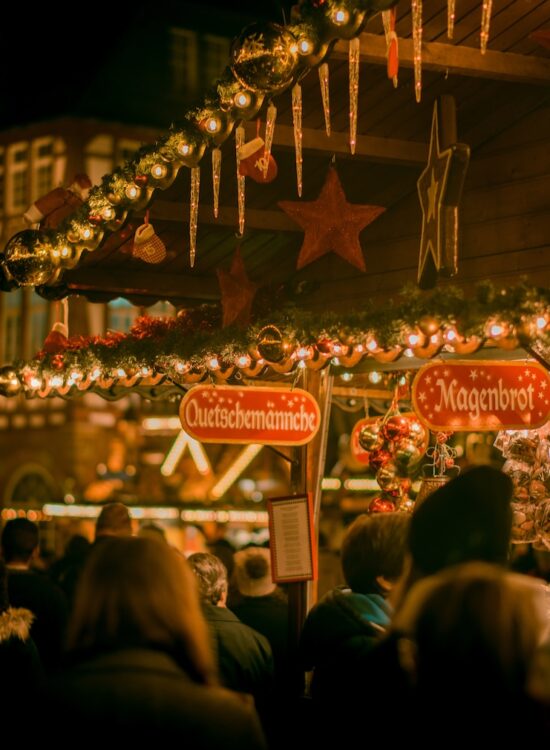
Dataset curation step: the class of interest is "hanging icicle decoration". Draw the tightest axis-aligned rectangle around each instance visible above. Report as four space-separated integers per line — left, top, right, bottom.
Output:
318 62 331 137
447 0 456 39
348 37 360 155
292 82 303 197
189 167 200 267
263 101 277 180
480 0 493 54
235 125 246 236
212 148 221 219
412 0 423 103
382 8 399 89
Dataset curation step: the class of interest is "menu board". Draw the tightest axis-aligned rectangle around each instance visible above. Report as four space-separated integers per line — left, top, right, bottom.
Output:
267 494 317 583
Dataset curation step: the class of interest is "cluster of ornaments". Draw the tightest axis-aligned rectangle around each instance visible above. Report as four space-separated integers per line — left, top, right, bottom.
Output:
495 427 550 548
358 407 428 513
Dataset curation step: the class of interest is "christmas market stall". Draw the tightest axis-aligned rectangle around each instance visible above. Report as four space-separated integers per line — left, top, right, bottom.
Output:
2 0 550 594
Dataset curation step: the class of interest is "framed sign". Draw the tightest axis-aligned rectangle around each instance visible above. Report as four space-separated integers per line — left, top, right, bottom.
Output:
412 360 550 431
267 494 317 583
180 385 320 445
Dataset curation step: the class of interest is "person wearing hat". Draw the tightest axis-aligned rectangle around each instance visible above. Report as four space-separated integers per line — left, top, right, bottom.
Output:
231 547 290 693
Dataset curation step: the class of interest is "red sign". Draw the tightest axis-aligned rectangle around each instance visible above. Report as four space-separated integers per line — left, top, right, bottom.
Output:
180 385 320 445
351 412 417 464
412 360 550 431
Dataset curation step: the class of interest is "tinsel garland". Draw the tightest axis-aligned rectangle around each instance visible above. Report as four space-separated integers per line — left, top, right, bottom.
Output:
11 281 550 393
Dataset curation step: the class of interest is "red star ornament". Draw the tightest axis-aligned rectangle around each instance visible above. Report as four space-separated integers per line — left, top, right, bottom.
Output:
217 247 258 328
278 167 386 271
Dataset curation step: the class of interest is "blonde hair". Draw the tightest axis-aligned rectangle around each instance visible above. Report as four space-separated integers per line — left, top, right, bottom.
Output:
68 537 218 686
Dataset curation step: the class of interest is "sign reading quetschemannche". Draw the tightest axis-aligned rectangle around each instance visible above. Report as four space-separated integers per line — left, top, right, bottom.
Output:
180 385 321 445
412 360 550 431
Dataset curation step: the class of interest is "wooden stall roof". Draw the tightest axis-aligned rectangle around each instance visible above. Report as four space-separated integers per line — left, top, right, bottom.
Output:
21 1 550 310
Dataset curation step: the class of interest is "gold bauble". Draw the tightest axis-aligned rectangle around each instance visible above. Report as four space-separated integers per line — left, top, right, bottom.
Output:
0 366 22 397
3 230 56 287
231 22 298 94
257 325 286 363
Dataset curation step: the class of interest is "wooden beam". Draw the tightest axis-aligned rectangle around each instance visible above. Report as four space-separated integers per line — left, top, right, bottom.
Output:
244 122 427 165
150 201 298 231
333 33 550 85
65 268 220 301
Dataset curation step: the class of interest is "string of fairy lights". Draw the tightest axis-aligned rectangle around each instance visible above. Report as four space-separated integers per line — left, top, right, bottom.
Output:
0 0 497 289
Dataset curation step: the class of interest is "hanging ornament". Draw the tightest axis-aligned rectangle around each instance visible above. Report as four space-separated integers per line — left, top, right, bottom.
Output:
41 299 69 355
480 0 493 54
415 432 459 509
348 36 360 155
447 0 456 39
279 166 385 270
230 22 298 94
257 325 288 363
369 495 397 514
217 246 258 327
212 148 222 219
189 167 200 268
411 0 423 103
3 230 57 287
132 211 167 264
382 7 399 87
292 82 303 196
318 62 331 137
359 421 384 452
0 366 22 397
376 462 402 493
238 137 278 183
23 174 92 230
235 125 246 236
263 101 277 180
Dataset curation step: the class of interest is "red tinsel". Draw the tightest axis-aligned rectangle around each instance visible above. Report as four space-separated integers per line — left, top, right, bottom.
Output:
130 316 178 340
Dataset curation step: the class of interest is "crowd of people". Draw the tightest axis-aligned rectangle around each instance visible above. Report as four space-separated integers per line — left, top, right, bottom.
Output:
0 465 549 744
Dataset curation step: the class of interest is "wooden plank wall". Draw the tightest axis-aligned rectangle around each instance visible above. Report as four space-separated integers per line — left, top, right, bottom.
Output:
301 103 550 309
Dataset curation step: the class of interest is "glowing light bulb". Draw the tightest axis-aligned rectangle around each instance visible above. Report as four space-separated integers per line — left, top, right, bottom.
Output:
50 375 63 388
445 328 457 342
234 91 251 108
536 316 547 330
102 206 115 221
236 355 251 368
296 347 310 360
69 370 81 381
332 343 343 355
407 333 421 347
399 376 407 386
178 142 191 155
141 367 151 376
81 226 93 240
430 334 440 344
91 368 101 380
175 361 189 374
333 8 350 25
298 359 306 369
125 185 139 200
206 117 221 133
340 372 353 382
151 164 167 179
299 38 312 54
404 348 414 358
52 248 61 259
331 357 340 366
366 339 378 352
60 246 70 258
355 344 364 353
116 368 126 378
490 324 504 337
30 376 41 389
207 357 220 370
368 371 382 384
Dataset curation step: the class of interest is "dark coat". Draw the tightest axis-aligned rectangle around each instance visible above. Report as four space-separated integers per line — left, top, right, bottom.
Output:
0 607 43 700
231 593 289 688
6 567 68 672
45 648 267 747
202 603 274 701
299 586 391 705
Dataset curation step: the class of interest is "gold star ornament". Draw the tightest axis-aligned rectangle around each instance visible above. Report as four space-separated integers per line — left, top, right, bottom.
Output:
217 247 258 327
279 167 386 271
417 101 470 289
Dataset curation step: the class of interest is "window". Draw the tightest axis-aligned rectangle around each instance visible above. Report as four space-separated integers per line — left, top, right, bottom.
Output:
8 143 29 213
3 289 22 361
203 34 230 87
171 28 198 95
31 137 55 201
116 138 142 167
146 301 175 318
108 298 138 333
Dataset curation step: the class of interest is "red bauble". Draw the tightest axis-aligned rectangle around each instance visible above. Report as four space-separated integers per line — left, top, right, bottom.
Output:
135 174 149 187
369 496 397 513
382 415 411 442
369 449 392 472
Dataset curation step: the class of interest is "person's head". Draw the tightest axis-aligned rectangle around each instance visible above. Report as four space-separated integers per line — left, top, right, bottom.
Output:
95 502 132 540
187 552 228 606
64 534 91 559
394 562 546 696
233 547 276 598
68 537 217 685
409 465 513 578
341 512 410 596
138 523 167 543
1 518 39 564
